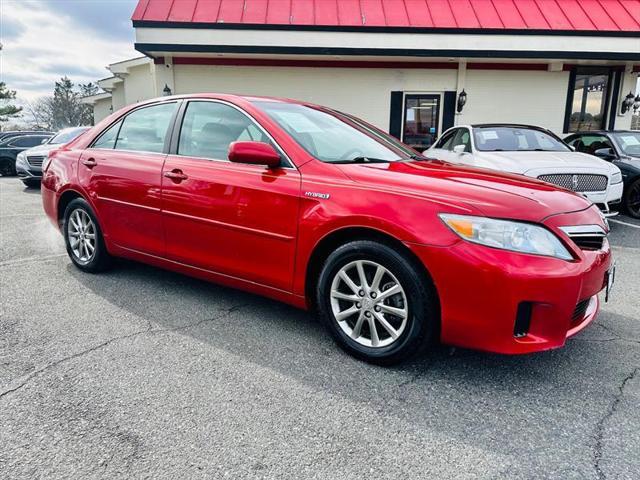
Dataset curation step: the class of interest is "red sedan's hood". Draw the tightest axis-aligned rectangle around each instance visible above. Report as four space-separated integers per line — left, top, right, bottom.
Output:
337 160 593 222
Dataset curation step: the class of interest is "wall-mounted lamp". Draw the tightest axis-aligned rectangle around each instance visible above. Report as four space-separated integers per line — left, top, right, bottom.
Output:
633 95 640 114
109 104 113 112
457 89 467 113
621 91 635 114
163 84 172 96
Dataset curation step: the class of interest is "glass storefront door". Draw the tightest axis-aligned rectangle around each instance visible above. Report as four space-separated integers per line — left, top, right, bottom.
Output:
568 68 612 132
402 94 441 151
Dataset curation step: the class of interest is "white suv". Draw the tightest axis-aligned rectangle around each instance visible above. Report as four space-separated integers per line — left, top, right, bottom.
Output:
428 124 623 216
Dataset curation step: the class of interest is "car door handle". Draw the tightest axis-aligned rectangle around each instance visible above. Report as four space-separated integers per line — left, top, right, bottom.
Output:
81 158 97 168
164 169 188 182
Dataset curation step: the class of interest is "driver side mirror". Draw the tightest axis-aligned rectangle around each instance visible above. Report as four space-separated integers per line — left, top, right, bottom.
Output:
594 147 616 160
228 141 281 168
452 144 466 154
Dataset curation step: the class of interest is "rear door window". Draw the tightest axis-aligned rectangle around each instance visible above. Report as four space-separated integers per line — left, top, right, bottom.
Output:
93 121 122 149
10 136 48 147
114 102 177 153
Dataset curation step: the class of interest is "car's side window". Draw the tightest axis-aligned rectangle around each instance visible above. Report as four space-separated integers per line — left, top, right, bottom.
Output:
10 136 45 147
114 102 177 153
434 130 457 150
93 120 122 149
178 101 272 161
452 128 472 152
571 135 613 155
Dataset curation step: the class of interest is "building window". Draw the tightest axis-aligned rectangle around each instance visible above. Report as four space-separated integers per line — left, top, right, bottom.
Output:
567 68 612 132
402 94 440 150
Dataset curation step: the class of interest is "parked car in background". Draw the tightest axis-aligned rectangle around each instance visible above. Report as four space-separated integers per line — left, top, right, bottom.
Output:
42 94 613 364
564 131 640 219
16 127 90 187
0 130 53 144
428 124 624 216
0 134 53 176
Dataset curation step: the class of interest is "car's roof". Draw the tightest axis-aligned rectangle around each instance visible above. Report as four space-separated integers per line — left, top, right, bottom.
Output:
566 130 638 135
470 123 551 130
132 93 318 110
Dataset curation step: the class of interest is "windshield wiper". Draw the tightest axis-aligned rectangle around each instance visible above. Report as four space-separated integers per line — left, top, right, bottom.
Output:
333 156 392 164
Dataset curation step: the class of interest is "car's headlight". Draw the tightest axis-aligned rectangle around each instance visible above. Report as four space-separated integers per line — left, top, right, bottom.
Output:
610 171 623 185
439 214 573 260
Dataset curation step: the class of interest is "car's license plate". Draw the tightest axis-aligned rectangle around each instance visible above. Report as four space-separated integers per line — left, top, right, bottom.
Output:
605 264 616 302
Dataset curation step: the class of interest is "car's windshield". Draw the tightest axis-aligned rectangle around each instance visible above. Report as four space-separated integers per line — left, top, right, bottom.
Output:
49 127 88 145
253 101 407 163
473 127 570 152
612 132 640 157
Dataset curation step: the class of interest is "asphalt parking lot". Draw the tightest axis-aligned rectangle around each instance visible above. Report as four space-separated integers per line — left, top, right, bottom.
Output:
0 177 638 479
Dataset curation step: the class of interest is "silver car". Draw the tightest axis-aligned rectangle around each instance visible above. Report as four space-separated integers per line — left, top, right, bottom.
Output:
16 127 90 186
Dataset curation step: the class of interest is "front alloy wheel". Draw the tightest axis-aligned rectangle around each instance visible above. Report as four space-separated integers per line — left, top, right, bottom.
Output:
330 260 408 348
317 240 438 365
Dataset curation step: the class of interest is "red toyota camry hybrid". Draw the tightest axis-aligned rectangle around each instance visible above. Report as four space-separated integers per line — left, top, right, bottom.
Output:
42 94 614 364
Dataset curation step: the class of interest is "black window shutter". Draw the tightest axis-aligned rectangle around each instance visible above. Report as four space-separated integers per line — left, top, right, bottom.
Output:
389 91 403 139
442 91 457 131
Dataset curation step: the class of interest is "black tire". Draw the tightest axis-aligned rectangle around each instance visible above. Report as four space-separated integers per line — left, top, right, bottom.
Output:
63 198 112 273
21 178 41 188
316 240 438 365
0 157 17 176
624 178 640 219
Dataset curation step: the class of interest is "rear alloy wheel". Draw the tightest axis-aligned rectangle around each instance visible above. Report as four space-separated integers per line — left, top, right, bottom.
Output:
625 179 640 219
63 198 112 272
317 240 437 365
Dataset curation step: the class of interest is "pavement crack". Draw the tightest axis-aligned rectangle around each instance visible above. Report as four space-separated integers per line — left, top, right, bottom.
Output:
0 325 153 400
0 254 66 268
592 367 639 480
151 303 247 335
0 304 246 400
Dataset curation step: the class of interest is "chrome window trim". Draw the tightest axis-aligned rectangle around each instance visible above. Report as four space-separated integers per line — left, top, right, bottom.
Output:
176 99 296 171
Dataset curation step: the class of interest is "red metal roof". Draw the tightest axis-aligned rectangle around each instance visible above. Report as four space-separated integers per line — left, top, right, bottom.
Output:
132 0 640 32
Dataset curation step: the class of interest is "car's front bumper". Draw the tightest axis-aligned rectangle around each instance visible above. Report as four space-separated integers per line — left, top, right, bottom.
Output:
409 214 611 354
15 155 42 181
580 182 623 216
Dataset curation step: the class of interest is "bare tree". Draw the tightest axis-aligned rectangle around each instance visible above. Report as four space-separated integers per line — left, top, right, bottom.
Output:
23 77 99 131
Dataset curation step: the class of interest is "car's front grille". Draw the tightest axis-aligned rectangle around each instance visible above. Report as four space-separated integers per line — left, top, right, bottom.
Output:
572 236 605 250
572 298 591 322
26 155 46 168
537 174 607 192
559 225 608 251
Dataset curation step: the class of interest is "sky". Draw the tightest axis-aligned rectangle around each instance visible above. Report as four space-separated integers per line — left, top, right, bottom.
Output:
1 0 139 103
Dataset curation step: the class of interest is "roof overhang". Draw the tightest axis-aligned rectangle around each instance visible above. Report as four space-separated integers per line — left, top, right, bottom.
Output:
97 76 123 92
108 56 152 75
134 26 640 63
80 92 112 105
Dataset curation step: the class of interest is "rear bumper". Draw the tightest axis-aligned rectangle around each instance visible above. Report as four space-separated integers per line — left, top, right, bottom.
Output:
409 237 611 355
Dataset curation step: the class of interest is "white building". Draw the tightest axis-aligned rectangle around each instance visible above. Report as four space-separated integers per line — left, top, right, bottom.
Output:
83 0 640 148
